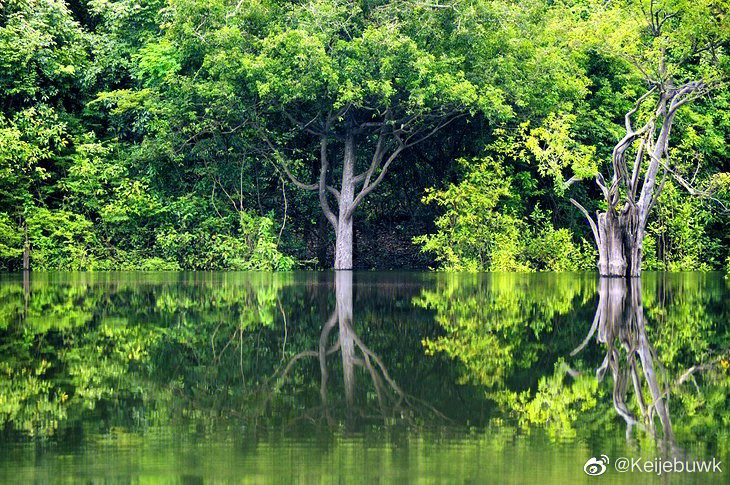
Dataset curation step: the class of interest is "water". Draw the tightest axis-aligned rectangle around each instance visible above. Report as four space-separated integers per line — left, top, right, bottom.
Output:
0 271 728 483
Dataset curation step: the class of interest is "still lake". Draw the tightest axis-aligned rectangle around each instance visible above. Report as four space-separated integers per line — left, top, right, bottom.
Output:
0 271 728 483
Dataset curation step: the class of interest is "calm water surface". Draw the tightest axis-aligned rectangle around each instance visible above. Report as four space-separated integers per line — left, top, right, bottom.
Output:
1 271 729 483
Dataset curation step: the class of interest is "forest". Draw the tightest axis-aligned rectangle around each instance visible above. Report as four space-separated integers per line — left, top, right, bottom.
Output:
1 0 729 274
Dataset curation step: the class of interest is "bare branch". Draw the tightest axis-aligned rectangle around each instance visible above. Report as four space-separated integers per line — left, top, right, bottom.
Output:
346 143 405 219
625 86 657 133
277 177 287 246
279 160 318 190
674 350 730 387
257 120 341 201
570 198 601 245
628 134 648 198
595 173 611 203
612 123 650 190
318 133 339 231
346 112 464 219
281 108 324 136
648 163 668 213
668 81 706 115
353 115 389 187
656 154 729 211
403 112 464 148
571 305 602 356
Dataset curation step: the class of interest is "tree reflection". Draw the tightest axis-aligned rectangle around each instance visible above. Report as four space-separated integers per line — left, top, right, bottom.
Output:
3 270 729 448
571 278 676 451
416 272 730 450
272 271 446 426
0 272 291 437
415 272 596 389
1 271 456 438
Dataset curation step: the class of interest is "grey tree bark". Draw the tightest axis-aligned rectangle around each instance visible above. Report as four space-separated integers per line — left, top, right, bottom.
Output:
569 81 705 277
334 134 356 270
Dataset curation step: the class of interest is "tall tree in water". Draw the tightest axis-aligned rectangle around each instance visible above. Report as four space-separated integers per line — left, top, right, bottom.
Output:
531 0 729 277
106 0 513 269
246 1 502 269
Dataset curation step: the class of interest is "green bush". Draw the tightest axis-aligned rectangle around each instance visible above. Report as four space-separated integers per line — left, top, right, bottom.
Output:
415 157 594 272
26 207 100 270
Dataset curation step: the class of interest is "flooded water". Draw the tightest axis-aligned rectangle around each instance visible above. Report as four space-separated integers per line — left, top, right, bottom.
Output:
0 271 728 483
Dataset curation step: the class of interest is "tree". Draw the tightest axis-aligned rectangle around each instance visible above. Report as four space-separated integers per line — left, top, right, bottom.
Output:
0 0 93 270
414 138 596 272
243 0 502 269
531 0 730 277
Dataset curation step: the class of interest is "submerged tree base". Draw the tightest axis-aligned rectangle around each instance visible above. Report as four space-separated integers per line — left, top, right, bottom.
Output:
594 209 644 278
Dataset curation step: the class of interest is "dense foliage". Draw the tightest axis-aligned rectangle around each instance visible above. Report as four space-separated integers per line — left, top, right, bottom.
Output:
0 0 728 271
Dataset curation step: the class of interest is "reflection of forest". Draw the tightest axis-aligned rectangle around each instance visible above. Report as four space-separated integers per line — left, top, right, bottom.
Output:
1 272 729 449
420 272 730 449
0 272 461 437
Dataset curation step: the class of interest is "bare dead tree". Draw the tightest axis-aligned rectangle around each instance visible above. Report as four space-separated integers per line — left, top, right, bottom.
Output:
566 0 726 277
568 79 710 276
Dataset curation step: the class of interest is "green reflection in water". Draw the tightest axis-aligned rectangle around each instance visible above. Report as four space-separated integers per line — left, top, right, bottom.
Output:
0 271 728 483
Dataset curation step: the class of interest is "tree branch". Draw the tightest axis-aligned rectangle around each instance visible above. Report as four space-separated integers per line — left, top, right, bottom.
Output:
564 175 581 188
346 143 405 219
667 81 706 115
353 116 389 187
281 108 324 136
570 198 601 246
625 86 657 133
595 173 611 204
403 112 464 148
318 133 339 231
345 112 464 219
655 153 729 211
257 120 341 200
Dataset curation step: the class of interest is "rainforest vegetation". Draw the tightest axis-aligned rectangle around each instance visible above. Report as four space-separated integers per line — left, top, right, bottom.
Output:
1 0 729 273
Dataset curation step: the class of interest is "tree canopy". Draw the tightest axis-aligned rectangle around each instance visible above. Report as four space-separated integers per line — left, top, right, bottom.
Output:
0 0 728 271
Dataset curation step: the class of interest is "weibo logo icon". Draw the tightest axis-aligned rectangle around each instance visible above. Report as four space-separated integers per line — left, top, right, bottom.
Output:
584 455 610 476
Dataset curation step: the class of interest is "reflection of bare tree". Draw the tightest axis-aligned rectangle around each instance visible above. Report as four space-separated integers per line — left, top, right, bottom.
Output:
571 278 676 452
23 270 29 318
274 271 446 425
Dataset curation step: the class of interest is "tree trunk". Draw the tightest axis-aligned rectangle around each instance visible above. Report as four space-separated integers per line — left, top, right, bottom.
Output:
334 133 355 270
596 211 627 277
595 208 643 278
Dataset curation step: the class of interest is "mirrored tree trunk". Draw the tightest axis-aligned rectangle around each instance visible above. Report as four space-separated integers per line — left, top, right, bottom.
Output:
274 271 445 426
572 278 676 453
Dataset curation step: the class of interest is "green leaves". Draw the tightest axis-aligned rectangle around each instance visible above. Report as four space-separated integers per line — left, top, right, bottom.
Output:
135 38 181 87
250 7 483 114
525 112 597 195
0 0 89 105
415 131 596 272
0 0 727 271
556 0 729 86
